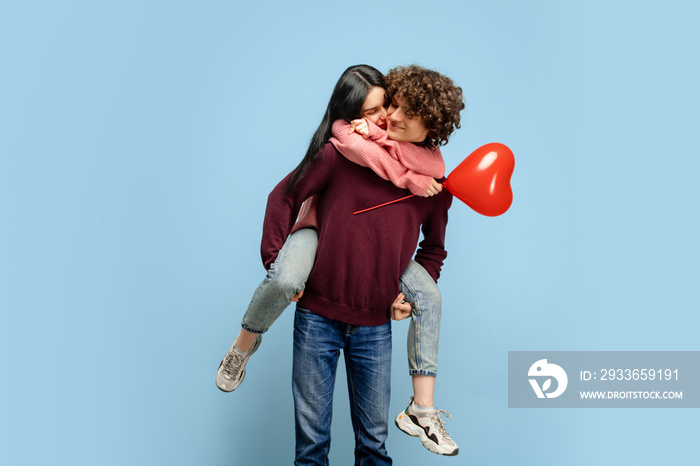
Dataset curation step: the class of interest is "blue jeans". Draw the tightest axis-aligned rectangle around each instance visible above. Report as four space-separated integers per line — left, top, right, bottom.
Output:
292 308 392 466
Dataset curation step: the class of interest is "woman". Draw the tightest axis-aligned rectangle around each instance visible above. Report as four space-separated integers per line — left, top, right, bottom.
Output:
218 64 463 460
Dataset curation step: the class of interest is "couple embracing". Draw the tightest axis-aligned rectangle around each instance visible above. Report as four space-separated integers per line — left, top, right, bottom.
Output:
217 64 465 465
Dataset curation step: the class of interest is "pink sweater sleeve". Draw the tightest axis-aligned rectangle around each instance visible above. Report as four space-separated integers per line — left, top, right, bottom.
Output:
329 119 445 196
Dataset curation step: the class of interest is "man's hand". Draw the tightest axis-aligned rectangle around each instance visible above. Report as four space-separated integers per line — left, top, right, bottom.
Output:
422 179 443 197
290 290 304 302
390 293 412 321
349 118 370 138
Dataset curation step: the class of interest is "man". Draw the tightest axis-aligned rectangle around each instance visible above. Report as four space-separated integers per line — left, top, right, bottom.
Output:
262 65 464 465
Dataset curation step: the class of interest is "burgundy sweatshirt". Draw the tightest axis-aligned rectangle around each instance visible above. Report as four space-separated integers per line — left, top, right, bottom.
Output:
261 143 453 326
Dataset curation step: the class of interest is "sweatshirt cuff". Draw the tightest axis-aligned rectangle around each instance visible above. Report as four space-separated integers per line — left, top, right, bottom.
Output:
407 174 433 197
366 119 386 141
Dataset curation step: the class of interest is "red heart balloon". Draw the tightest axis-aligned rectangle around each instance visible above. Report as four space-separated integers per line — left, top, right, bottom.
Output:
443 143 514 216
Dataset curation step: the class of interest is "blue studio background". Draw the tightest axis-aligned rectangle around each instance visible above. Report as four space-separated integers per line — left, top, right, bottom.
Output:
3 1 699 465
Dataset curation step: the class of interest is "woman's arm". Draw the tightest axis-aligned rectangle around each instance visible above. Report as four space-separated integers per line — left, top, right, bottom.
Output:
330 119 445 197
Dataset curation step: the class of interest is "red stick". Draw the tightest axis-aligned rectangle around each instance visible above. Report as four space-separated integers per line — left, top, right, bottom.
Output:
353 194 416 215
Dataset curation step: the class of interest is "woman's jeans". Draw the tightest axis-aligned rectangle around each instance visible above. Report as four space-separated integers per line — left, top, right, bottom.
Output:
292 307 392 466
241 228 441 375
398 260 441 377
241 228 318 333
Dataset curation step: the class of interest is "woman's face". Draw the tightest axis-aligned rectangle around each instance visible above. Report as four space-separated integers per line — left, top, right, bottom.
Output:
361 86 387 129
386 96 429 143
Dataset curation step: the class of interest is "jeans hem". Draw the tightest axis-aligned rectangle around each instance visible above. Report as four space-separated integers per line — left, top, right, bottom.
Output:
241 322 267 334
408 369 437 377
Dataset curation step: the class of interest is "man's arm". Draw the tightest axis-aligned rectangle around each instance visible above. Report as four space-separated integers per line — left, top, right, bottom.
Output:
414 189 453 282
260 145 336 269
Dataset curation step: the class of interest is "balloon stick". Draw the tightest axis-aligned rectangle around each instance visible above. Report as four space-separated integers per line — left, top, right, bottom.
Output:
353 194 416 215
353 142 515 217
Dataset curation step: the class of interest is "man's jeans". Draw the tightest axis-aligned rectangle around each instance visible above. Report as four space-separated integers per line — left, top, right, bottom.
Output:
241 228 441 375
292 308 392 466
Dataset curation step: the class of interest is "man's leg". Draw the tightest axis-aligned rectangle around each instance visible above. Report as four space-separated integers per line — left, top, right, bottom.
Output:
293 307 342 466
343 322 393 466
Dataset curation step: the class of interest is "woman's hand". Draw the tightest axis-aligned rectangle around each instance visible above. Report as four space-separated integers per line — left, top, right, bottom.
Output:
390 293 412 321
422 179 443 197
290 290 304 302
349 118 370 138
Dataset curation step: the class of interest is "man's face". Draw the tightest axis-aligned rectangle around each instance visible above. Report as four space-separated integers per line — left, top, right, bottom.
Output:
386 96 429 143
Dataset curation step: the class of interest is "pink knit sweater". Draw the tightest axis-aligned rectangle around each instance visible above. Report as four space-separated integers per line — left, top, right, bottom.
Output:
291 119 445 232
331 119 445 194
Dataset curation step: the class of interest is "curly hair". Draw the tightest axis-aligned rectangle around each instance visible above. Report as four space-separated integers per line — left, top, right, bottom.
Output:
384 65 465 148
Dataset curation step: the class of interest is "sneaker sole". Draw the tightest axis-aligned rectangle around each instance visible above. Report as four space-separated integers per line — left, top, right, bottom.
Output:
395 411 459 456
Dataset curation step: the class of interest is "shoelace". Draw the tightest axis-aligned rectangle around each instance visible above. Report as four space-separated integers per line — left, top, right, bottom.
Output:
222 351 244 379
428 409 454 440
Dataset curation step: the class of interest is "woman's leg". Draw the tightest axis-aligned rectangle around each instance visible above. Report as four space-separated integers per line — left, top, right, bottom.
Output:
399 260 441 403
240 228 318 338
395 260 458 456
343 321 393 466
292 307 343 466
216 228 318 392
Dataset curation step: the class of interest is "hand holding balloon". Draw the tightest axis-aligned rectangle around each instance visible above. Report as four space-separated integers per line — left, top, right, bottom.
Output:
353 143 515 216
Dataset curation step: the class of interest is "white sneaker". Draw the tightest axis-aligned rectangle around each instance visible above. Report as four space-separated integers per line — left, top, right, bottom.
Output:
216 336 261 392
394 397 459 456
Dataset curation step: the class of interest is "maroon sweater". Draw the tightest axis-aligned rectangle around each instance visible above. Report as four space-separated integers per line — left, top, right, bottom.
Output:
261 143 452 326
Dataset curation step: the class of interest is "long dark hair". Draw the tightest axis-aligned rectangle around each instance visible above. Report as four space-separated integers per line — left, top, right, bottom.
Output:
284 64 385 194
